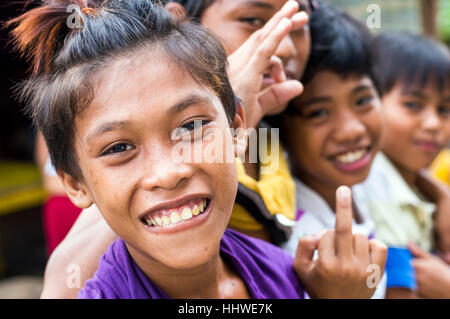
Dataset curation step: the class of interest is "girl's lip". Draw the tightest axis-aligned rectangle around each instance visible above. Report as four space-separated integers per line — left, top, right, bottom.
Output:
415 140 440 153
329 150 372 173
141 199 212 235
138 194 211 220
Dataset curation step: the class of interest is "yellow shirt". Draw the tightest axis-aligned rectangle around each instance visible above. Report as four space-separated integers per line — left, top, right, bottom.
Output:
431 149 450 185
229 139 296 232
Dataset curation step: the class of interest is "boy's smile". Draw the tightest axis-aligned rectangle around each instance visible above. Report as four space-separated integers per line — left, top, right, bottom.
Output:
140 196 212 234
62 48 246 271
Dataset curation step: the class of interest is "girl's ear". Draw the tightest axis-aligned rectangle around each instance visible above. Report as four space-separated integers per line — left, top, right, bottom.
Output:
58 170 94 209
233 101 248 158
165 2 187 20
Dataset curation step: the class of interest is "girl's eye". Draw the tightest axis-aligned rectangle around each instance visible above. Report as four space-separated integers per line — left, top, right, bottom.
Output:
403 101 422 111
355 96 373 107
181 119 210 131
239 17 265 27
102 143 135 156
305 109 329 119
438 105 450 116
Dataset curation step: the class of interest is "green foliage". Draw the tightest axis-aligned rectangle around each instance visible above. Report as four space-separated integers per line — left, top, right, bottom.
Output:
438 0 450 44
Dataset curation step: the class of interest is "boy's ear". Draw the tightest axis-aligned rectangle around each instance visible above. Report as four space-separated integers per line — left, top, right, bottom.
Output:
233 101 248 158
58 170 94 209
165 2 187 20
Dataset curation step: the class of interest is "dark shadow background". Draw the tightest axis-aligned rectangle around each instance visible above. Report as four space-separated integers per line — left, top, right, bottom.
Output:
0 1 46 279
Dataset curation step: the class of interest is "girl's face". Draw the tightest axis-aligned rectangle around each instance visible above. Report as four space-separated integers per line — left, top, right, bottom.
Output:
381 82 450 173
281 71 382 191
200 0 312 81
62 49 246 271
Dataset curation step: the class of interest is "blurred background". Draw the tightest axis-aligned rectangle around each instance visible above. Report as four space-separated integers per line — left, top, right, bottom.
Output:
0 0 449 299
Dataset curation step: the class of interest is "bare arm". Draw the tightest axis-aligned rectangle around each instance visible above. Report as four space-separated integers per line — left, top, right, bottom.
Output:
40 204 118 299
416 170 450 254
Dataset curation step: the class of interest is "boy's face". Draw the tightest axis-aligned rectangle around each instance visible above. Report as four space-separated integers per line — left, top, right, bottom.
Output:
61 49 246 270
200 0 312 82
281 71 382 190
381 82 450 173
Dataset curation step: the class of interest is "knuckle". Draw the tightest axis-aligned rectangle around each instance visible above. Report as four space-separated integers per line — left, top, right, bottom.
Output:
317 259 334 277
354 233 367 242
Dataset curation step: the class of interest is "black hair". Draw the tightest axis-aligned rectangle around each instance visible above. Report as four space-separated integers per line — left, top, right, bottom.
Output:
373 32 450 96
169 0 214 21
8 0 235 179
169 0 319 22
300 4 378 92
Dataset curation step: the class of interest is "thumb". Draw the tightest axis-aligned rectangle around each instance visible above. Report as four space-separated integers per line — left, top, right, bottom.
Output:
408 242 431 259
258 80 303 116
293 234 321 274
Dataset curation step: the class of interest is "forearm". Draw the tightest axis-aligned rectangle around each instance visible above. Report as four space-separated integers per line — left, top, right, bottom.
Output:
41 206 118 299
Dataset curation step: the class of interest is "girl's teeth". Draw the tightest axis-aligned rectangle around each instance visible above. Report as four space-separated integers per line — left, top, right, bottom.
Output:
154 216 163 226
335 149 365 164
144 199 208 227
162 215 170 225
181 208 193 220
170 212 182 224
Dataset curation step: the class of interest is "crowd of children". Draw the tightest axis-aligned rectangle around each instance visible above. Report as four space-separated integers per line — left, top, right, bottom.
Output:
6 0 450 299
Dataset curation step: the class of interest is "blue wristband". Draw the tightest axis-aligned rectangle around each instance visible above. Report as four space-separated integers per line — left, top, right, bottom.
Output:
385 246 417 290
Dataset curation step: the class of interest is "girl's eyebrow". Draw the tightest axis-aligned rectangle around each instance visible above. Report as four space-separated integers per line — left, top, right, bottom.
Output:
169 94 214 113
86 120 128 144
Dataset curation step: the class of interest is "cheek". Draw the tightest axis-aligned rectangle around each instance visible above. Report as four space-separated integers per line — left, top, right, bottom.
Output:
364 109 383 147
285 121 325 165
383 104 415 139
294 29 311 69
441 118 450 142
201 19 248 54
79 158 134 212
221 30 250 54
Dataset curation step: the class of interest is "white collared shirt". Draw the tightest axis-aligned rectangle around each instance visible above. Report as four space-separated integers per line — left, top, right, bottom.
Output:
282 178 386 299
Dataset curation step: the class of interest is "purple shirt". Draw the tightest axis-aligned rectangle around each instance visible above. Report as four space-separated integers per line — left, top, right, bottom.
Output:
78 228 306 299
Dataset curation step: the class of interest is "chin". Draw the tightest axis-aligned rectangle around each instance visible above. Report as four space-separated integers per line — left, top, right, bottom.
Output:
159 245 219 270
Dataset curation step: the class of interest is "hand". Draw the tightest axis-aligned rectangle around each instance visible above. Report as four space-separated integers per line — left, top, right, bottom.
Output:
409 242 450 299
293 186 388 299
228 0 307 129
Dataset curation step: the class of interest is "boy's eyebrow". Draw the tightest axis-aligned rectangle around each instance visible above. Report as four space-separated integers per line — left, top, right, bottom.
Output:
300 96 332 108
401 89 426 99
86 120 128 143
169 94 214 113
352 84 372 94
86 94 213 143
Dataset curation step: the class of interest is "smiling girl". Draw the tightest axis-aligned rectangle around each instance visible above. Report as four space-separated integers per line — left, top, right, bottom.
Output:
278 5 387 298
11 0 386 299
33 0 313 298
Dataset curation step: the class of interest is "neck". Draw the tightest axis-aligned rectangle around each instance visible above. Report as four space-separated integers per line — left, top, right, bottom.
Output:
296 170 362 223
296 170 337 211
127 244 245 299
386 155 417 189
